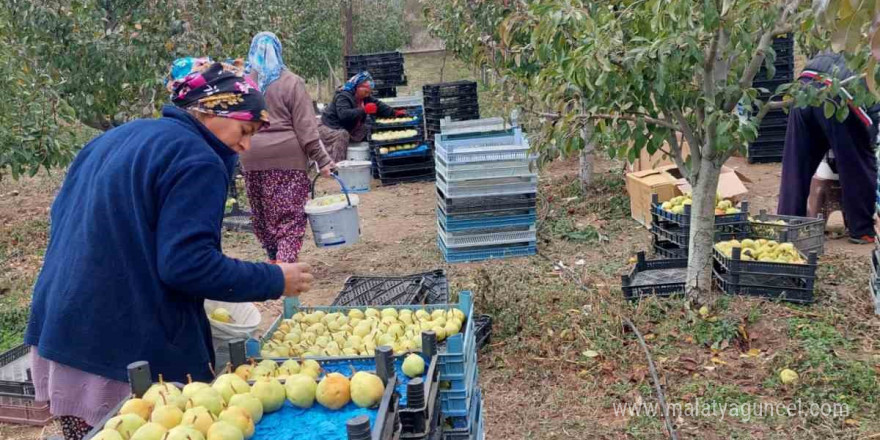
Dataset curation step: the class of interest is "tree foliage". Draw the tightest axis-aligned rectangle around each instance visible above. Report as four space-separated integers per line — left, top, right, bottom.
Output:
0 0 409 180
424 0 879 301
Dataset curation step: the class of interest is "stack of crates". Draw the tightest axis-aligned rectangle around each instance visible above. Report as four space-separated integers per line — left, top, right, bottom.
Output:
437 293 484 440
748 35 795 163
649 194 751 259
370 95 434 184
345 51 406 98
436 117 538 263
423 81 480 147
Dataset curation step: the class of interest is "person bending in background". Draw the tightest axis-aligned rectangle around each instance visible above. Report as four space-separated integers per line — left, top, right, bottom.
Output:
318 71 407 162
25 61 313 440
777 51 880 244
240 32 335 263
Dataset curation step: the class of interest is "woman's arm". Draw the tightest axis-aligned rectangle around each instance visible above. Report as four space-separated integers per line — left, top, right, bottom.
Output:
155 160 285 301
287 76 332 167
335 93 366 126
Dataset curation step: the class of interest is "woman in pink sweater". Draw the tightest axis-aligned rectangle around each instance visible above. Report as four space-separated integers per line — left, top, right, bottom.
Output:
240 32 335 262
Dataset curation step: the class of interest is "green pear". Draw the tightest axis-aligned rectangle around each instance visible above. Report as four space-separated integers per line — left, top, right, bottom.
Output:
151 404 183 429
228 394 263 424
402 354 425 378
92 430 125 440
257 360 277 372
119 398 154 421
250 378 286 413
206 421 243 440
131 422 167 440
350 372 385 408
183 375 211 398
164 426 206 440
348 309 365 319
212 374 250 403
219 406 255 439
105 413 146 439
181 407 217 436
186 387 226 416
301 360 321 379
285 374 317 408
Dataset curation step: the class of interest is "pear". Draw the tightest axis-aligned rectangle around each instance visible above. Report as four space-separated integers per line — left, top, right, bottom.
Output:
206 421 243 440
131 423 167 440
316 373 351 410
105 413 147 439
164 426 206 440
143 376 181 406
249 366 273 380
212 374 250 404
402 354 426 378
92 430 125 440
181 407 217 436
257 360 277 372
283 332 301 344
285 374 318 408
415 309 430 320
431 309 446 320
350 372 385 408
233 364 254 381
292 312 305 322
151 404 183 430
432 326 447 341
186 387 226 416
183 375 211 399
219 406 255 439
301 360 321 378
364 308 380 319
348 309 365 319
250 378 286 413
120 398 154 421
210 308 233 323
228 394 263 424
277 359 300 377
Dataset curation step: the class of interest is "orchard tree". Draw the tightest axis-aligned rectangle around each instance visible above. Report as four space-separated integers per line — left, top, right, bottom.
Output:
426 0 879 303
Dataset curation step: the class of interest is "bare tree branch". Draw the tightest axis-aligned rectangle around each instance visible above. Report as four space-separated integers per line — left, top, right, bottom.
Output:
755 99 790 122
665 127 692 180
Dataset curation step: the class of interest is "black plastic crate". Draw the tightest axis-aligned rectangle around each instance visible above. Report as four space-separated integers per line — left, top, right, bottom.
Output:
756 125 787 138
332 270 450 306
713 266 815 303
378 159 436 176
651 217 749 247
759 115 789 129
377 152 434 169
424 94 478 107
422 100 480 112
756 67 794 82
346 62 405 73
621 252 688 300
437 189 537 215
713 246 818 278
473 315 493 351
380 169 436 185
753 132 786 144
651 194 750 227
400 355 441 437
424 104 481 118
423 81 478 98
653 237 688 259
748 210 825 255
374 87 398 98
346 51 404 64
369 132 426 148
747 155 783 164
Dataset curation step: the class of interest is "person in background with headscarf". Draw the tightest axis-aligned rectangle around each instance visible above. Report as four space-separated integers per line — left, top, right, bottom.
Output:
319 71 407 162
239 32 335 263
24 60 313 440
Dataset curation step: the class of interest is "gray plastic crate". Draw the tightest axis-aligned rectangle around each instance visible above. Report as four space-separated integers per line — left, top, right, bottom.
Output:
437 222 536 248
436 174 537 199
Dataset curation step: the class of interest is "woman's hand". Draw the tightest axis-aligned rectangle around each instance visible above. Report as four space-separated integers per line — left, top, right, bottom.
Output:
320 162 336 178
278 262 313 296
394 109 407 117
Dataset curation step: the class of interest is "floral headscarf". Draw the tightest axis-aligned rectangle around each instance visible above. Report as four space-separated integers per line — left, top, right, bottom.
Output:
247 32 285 92
167 61 270 126
343 71 374 92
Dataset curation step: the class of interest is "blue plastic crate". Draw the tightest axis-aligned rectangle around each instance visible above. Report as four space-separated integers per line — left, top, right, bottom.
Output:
437 301 476 379
252 292 474 361
439 362 478 417
442 388 483 440
437 236 537 263
437 208 537 232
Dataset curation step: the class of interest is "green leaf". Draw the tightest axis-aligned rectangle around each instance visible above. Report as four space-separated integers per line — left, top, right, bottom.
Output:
824 101 836 119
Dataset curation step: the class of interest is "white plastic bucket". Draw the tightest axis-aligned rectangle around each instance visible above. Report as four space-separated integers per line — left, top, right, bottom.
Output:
305 175 361 248
335 160 372 193
347 142 370 161
204 300 261 370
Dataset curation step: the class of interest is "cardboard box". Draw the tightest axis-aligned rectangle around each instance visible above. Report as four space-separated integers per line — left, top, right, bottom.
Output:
625 164 752 229
626 165 681 227
628 135 691 172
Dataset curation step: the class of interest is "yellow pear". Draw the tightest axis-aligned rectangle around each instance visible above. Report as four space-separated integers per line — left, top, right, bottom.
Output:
316 373 351 410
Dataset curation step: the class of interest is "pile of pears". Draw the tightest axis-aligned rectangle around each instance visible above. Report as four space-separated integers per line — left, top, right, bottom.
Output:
261 307 465 359
715 239 806 264
660 193 741 216
91 359 393 440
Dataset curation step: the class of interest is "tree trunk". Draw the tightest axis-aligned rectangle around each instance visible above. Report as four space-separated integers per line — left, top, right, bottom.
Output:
341 0 354 60
578 126 595 191
685 158 723 305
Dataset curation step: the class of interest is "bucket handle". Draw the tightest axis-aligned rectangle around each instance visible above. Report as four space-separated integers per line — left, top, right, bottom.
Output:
310 172 353 207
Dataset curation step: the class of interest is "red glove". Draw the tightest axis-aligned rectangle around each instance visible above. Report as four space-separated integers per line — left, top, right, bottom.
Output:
364 103 378 115
394 109 407 117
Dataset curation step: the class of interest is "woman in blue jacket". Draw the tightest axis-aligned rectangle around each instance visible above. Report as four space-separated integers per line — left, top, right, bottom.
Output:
24 61 314 438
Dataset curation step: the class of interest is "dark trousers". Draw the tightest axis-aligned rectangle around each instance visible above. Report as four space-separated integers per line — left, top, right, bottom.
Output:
777 104 877 238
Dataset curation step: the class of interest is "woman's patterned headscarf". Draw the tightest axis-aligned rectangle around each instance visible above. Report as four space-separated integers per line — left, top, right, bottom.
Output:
343 71 374 92
167 60 270 126
247 32 285 92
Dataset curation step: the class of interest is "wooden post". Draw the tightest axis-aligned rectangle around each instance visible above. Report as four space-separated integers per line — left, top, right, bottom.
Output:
342 0 354 61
